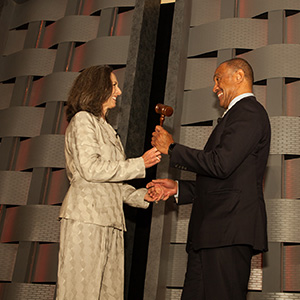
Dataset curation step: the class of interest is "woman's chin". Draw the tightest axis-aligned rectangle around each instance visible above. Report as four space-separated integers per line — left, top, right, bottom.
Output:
108 103 116 110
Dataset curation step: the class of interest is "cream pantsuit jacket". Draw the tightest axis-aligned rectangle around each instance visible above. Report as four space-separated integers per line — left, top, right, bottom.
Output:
59 111 149 231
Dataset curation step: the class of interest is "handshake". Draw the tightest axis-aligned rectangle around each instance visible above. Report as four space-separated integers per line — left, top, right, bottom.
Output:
142 124 178 203
144 178 178 203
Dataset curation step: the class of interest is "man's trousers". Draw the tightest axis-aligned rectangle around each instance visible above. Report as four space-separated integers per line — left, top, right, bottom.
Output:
181 245 253 300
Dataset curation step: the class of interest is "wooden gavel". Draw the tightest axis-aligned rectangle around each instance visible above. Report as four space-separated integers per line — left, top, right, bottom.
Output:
155 103 173 126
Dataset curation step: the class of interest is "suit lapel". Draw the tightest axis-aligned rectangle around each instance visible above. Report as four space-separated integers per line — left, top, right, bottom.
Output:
204 97 256 151
204 111 228 151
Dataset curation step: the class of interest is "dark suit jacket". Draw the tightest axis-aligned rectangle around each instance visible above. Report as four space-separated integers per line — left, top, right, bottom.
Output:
170 96 271 253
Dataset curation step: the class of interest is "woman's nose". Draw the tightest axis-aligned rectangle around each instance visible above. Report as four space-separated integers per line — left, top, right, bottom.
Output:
117 87 122 95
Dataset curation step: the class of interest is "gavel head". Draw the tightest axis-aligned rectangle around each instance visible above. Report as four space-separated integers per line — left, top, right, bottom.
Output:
155 103 173 126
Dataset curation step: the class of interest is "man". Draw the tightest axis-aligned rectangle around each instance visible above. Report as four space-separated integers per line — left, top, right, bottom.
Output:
149 58 271 299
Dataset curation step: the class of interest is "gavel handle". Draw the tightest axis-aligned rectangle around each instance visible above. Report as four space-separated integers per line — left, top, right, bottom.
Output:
160 115 165 126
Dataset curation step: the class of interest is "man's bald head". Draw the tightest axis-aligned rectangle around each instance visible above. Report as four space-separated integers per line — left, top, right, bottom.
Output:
222 58 254 85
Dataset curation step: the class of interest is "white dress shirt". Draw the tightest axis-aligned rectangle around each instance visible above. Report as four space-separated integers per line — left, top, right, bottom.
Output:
222 93 254 117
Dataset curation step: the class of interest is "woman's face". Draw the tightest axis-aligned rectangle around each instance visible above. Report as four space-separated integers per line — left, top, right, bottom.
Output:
102 72 122 114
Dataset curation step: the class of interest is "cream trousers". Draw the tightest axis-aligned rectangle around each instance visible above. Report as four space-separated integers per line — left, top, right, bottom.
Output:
56 219 124 300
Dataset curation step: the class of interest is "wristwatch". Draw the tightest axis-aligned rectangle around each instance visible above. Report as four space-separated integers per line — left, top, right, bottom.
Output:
168 142 176 156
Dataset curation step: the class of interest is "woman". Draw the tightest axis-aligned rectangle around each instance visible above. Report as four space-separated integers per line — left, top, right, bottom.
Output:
56 65 161 300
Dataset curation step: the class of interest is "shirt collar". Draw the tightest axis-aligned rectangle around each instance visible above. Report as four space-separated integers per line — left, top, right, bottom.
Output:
222 93 254 117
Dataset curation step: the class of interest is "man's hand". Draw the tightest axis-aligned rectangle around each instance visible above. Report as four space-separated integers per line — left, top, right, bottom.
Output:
151 126 174 154
146 178 178 201
144 182 168 202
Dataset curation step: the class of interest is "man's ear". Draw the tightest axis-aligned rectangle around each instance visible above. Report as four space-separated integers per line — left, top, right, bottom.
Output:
235 69 244 83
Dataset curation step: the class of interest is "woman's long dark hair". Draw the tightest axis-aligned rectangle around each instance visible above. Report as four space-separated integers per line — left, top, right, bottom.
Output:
66 65 113 122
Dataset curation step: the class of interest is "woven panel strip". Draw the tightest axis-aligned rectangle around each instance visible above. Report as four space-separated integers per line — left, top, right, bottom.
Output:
181 86 267 125
29 72 78 106
0 243 18 281
178 117 300 155
166 244 187 287
10 0 68 29
241 44 300 82
0 283 56 300
72 36 130 71
188 18 267 57
0 83 14 110
284 245 300 291
286 81 300 117
247 292 300 300
0 107 44 138
47 169 69 205
270 116 300 155
14 134 65 171
190 0 221 27
170 204 191 244
286 12 300 44
0 49 56 82
179 126 213 150
182 87 223 124
32 243 59 283
184 58 217 90
248 254 263 291
266 199 300 243
0 171 32 205
86 0 135 14
285 157 300 199
253 85 267 109
1 205 60 243
165 289 182 300
41 16 100 49
3 30 26 56
239 0 300 19
170 199 300 245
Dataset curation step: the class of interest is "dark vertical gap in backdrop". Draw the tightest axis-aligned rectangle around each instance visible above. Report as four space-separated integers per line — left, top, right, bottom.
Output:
127 3 174 300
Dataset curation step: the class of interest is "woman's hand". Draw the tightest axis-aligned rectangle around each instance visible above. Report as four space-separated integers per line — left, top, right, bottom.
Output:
142 147 162 168
144 192 160 203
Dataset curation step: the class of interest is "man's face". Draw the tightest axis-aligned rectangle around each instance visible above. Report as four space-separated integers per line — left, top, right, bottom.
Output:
213 63 238 109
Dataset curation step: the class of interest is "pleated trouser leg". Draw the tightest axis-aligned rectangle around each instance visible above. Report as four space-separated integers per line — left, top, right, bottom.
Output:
56 219 124 300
